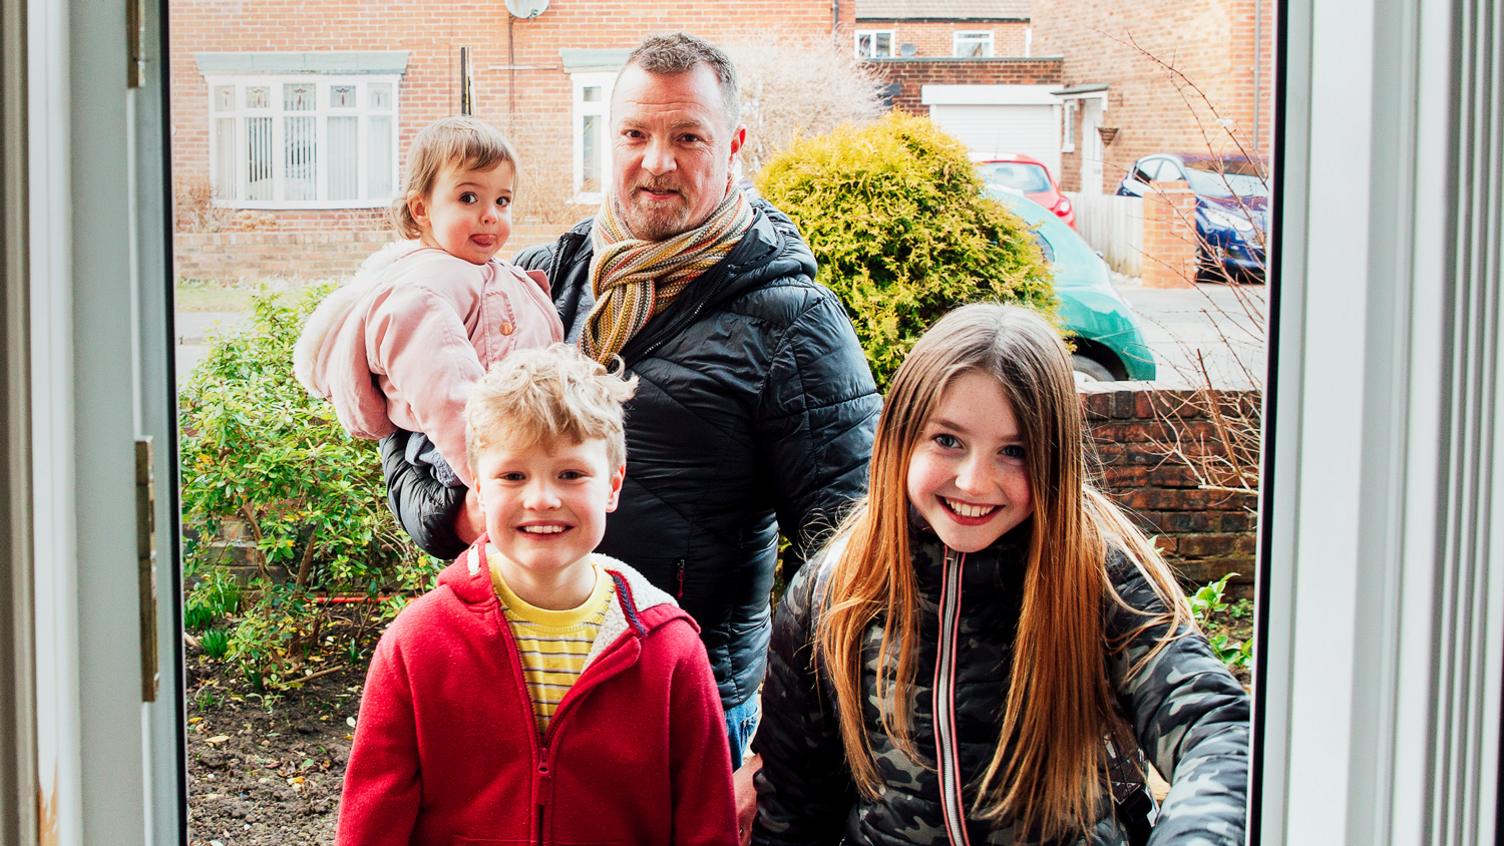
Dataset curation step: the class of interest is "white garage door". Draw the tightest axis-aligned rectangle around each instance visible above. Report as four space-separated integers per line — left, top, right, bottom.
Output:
929 103 1061 180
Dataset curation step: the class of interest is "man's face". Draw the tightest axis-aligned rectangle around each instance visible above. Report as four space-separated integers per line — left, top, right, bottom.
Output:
610 62 745 241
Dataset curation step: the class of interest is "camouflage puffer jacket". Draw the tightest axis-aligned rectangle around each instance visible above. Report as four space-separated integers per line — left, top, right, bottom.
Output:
752 527 1250 846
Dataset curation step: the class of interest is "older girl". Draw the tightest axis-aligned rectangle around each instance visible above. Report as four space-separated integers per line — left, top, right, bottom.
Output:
753 303 1249 845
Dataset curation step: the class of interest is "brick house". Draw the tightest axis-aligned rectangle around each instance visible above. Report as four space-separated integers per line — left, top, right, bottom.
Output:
1029 0 1276 193
854 0 1274 196
169 0 852 281
853 0 1032 59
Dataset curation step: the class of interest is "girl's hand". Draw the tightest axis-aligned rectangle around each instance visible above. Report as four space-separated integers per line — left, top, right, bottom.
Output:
733 753 761 845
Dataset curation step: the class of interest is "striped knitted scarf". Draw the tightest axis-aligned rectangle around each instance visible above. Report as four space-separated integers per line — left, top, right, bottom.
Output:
580 187 755 364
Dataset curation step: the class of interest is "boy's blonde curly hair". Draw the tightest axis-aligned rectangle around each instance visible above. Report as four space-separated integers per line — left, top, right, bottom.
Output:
391 116 518 240
465 345 638 471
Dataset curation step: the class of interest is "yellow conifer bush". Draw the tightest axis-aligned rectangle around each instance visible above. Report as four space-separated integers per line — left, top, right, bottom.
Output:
756 112 1055 388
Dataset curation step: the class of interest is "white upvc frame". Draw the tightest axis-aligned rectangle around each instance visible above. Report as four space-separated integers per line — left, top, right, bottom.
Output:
570 71 615 205
204 73 400 210
952 30 995 58
854 29 896 59
1060 99 1077 153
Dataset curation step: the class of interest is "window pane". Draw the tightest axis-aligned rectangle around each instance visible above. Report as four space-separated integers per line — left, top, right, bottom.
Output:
583 85 601 103
581 114 600 193
367 115 394 199
246 86 269 109
284 116 316 201
214 117 237 201
246 116 273 201
876 33 892 56
331 85 357 108
284 83 315 112
214 86 234 112
857 33 873 57
369 83 392 110
328 116 359 201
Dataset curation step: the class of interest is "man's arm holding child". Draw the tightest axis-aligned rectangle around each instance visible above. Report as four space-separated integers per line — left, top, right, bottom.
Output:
336 633 422 846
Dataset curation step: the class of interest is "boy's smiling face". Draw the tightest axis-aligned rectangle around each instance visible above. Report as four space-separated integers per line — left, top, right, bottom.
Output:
472 434 625 588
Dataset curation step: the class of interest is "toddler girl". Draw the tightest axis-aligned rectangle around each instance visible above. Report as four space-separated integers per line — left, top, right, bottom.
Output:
296 115 563 490
753 303 1249 845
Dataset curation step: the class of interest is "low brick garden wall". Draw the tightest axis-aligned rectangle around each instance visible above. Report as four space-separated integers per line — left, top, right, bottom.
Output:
195 383 1262 597
1080 382 1260 595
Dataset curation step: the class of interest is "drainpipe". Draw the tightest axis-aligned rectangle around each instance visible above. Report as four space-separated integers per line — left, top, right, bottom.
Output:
832 0 839 35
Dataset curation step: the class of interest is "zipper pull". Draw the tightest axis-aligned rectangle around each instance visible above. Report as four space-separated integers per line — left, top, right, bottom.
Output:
675 559 686 600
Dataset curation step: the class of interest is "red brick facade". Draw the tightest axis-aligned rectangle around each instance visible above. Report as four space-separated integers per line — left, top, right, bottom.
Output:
854 19 1031 58
1029 0 1276 191
872 57 1064 115
169 0 851 278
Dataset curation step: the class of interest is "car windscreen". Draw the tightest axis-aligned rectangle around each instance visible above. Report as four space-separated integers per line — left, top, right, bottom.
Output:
978 162 1053 193
1185 167 1269 199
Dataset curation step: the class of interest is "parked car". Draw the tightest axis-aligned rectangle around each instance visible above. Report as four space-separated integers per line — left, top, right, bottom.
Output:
986 187 1157 382
975 153 1076 228
1115 153 1269 282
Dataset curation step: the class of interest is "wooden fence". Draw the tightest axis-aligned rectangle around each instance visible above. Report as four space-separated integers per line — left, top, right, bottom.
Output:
1067 191 1144 277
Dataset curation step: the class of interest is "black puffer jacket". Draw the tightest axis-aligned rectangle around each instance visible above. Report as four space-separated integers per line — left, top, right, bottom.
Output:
753 527 1250 845
381 199 881 708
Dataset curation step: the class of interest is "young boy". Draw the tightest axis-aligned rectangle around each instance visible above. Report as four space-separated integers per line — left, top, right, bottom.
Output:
337 344 737 846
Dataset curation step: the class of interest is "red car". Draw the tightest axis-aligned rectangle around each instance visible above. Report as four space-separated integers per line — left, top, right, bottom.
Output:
975 154 1076 228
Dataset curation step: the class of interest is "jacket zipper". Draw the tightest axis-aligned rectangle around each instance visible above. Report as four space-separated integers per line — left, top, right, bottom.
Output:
933 546 972 846
675 559 686 600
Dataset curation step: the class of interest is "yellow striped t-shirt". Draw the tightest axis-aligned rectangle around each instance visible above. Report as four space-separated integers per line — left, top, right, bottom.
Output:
489 553 613 734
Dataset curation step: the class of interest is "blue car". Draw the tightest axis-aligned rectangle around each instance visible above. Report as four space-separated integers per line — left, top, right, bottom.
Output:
1115 154 1269 282
986 187 1157 382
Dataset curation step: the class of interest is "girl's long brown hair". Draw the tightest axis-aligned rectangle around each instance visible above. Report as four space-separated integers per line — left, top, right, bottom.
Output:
813 304 1190 841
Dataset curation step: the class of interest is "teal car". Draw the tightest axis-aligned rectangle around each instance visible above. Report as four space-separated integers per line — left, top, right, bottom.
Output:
986 187 1157 382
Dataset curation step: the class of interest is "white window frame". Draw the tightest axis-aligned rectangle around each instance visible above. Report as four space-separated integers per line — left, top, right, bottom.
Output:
952 30 995 58
204 74 400 210
1061 100 1077 152
571 71 615 205
855 30 896 59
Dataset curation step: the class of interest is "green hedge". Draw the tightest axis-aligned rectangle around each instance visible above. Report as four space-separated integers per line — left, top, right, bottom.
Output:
756 112 1056 389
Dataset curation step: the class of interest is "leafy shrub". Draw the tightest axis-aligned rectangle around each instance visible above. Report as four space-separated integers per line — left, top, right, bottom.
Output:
756 112 1056 388
178 286 434 688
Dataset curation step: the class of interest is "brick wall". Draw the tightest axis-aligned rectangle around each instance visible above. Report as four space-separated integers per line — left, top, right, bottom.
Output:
1029 0 1276 191
169 0 849 279
1082 383 1259 592
870 57 1064 114
855 20 1030 57
174 222 565 283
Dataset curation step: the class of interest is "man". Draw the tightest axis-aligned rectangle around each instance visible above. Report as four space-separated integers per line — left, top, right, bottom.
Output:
380 32 880 840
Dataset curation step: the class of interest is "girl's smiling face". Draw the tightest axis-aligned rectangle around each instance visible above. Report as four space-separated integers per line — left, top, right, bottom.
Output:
905 370 1034 552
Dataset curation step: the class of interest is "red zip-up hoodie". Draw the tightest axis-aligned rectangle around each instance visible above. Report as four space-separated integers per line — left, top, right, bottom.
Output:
336 544 737 846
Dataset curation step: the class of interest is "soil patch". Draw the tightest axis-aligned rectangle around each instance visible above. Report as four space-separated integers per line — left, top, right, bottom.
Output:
186 640 370 846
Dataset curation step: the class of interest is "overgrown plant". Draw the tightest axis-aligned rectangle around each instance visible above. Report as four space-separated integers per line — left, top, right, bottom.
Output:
1190 573 1254 672
724 34 886 175
179 285 434 689
757 112 1056 388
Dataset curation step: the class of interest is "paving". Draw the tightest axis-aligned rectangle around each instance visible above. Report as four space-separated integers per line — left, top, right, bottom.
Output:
1110 275 1268 390
172 279 1269 392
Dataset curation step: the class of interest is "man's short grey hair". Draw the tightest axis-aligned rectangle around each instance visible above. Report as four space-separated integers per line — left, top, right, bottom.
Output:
624 32 740 128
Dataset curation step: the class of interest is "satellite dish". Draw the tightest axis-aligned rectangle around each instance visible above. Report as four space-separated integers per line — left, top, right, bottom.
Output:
504 0 548 18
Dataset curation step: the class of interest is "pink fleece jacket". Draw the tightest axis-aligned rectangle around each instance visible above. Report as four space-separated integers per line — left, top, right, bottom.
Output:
294 241 563 487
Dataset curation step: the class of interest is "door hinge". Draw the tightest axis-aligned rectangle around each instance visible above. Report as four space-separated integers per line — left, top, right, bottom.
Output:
126 0 146 88
136 437 158 702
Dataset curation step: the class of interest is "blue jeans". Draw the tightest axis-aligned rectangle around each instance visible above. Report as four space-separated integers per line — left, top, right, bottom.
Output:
724 692 761 770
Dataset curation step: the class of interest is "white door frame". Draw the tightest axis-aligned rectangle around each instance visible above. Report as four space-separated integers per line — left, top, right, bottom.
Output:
22 0 183 840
